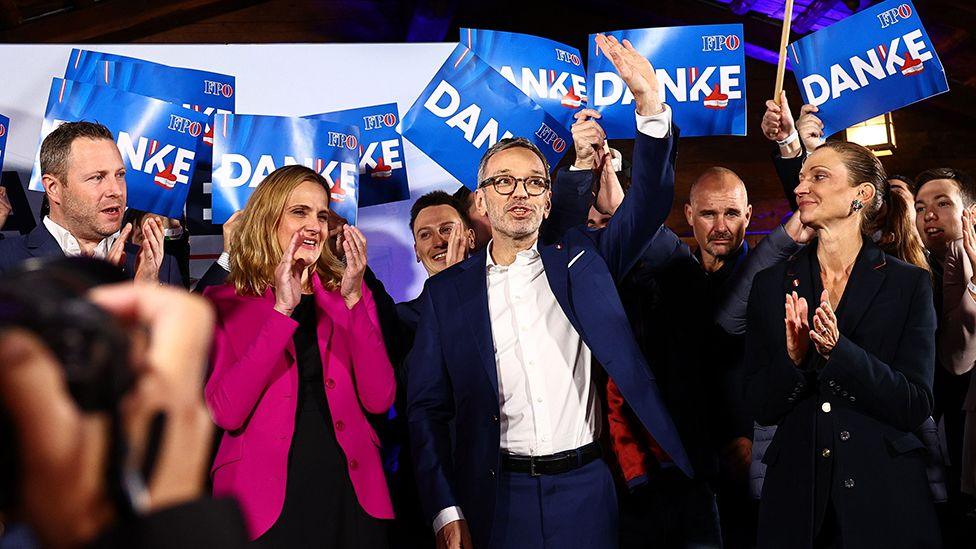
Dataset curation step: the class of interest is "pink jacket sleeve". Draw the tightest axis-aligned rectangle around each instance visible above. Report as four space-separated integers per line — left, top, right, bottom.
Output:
344 284 396 414
205 304 299 431
940 238 976 375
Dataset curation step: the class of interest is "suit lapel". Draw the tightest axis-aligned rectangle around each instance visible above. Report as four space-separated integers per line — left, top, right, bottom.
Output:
454 248 499 393
834 240 886 335
25 224 65 258
783 241 816 307
540 242 580 329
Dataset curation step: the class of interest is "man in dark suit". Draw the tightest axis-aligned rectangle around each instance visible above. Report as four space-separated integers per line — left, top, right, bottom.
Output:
0 122 181 285
405 35 690 549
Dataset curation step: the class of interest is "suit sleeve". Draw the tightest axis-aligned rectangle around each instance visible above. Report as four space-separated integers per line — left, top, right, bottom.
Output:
364 266 410 366
743 271 811 426
772 147 804 210
193 260 230 294
596 119 677 281
717 225 802 335
203 295 298 432
819 269 936 432
344 283 397 414
405 283 459 522
539 167 593 246
939 239 976 375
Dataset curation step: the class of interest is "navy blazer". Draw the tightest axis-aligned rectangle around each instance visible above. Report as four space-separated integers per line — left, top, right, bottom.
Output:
405 128 691 548
745 239 940 548
0 224 182 285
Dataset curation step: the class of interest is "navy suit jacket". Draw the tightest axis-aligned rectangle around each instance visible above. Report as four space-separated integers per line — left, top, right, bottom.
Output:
0 224 182 286
405 128 691 547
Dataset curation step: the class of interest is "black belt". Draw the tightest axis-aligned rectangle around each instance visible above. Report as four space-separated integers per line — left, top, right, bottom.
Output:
501 442 601 477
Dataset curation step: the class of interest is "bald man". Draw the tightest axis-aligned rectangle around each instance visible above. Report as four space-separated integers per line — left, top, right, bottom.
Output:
584 165 808 549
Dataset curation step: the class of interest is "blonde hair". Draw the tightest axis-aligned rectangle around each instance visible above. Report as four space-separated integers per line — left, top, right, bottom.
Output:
228 165 345 296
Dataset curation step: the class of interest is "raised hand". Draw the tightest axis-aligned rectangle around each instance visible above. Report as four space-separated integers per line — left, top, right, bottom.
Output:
762 91 795 142
444 222 472 270
339 225 367 309
0 186 12 228
784 210 816 244
796 104 825 152
785 291 810 366
810 290 839 357
134 216 165 284
571 108 607 170
595 34 663 116
106 222 133 267
273 230 307 316
961 210 976 298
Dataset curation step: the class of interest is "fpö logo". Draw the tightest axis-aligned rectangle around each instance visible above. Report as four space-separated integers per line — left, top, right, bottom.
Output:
204 79 234 98
702 34 741 52
362 113 397 130
535 123 567 154
167 114 204 138
878 4 913 28
554 48 582 66
328 131 359 150
0 123 6 138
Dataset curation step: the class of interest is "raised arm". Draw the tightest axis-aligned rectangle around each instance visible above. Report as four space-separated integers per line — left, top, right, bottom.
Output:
938 237 976 375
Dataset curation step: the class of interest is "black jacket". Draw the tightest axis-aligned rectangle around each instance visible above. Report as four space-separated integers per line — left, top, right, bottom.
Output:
745 239 940 548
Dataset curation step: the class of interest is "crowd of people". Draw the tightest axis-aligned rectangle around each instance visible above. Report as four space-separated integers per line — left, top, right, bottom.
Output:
1 35 975 549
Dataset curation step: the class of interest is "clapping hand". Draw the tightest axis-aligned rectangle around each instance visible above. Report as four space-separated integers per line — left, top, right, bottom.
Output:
339 225 367 309
134 216 165 284
785 291 810 366
810 290 839 357
273 230 308 316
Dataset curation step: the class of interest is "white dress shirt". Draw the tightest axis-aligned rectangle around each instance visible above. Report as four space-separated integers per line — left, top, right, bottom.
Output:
43 216 119 259
432 106 673 534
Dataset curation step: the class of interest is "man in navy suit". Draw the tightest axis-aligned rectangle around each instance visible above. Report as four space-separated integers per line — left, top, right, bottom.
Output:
0 122 180 284
406 35 691 549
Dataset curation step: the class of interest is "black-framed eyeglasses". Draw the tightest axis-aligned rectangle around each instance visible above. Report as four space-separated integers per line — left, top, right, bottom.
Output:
478 175 551 196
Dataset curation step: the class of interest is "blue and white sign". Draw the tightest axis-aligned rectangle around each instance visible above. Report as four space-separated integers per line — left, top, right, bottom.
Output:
29 78 208 219
461 28 586 129
789 0 948 137
306 103 409 208
66 49 236 233
401 44 572 190
587 25 747 138
211 114 360 225
0 114 8 174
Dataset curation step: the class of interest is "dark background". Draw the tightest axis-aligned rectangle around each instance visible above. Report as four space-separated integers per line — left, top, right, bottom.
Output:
1 0 972 239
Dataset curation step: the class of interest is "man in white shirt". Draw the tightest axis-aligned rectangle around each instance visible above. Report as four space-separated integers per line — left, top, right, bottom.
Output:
406 35 690 549
0 121 179 284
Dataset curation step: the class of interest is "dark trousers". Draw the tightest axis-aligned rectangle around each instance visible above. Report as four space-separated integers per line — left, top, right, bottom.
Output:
488 457 618 549
619 468 723 549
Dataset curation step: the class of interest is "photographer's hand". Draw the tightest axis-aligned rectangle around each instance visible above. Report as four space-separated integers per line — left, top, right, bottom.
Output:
88 283 215 511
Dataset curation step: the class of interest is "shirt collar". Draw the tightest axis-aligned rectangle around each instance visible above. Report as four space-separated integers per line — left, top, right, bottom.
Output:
486 239 541 273
43 216 120 259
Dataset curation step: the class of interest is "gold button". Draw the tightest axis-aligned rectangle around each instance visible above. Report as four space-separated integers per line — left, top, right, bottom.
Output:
821 448 831 458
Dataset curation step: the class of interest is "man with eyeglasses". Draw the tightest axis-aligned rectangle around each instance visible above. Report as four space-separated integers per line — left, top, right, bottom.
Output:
406 35 689 549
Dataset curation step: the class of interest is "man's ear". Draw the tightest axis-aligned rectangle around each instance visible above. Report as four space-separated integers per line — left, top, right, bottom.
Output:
41 174 62 206
684 203 694 227
465 228 476 250
475 189 488 216
744 204 753 227
414 242 421 263
542 190 552 220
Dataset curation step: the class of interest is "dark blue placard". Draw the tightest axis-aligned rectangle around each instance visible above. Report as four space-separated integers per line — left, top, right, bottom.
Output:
211 114 361 225
789 0 948 137
0 114 8 174
461 28 586 129
29 78 208 219
305 104 410 208
401 44 572 190
587 24 747 138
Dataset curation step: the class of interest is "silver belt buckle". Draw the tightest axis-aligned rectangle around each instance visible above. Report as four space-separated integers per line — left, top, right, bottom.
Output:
529 457 541 477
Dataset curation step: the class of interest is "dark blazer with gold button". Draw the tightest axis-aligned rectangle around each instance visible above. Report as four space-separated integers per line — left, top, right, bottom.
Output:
744 238 941 549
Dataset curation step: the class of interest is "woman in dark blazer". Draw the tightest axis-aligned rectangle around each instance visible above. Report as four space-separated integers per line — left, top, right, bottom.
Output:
745 141 941 548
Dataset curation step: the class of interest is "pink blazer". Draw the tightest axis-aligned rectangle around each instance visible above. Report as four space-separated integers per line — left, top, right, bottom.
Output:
204 274 396 539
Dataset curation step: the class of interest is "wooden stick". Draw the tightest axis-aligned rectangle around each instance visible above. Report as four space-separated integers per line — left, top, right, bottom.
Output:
774 0 795 105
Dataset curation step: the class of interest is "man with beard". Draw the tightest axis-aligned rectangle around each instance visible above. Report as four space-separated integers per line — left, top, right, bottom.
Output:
0 121 180 284
406 34 689 549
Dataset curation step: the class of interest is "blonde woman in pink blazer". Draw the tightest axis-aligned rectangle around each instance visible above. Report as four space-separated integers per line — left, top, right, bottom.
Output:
204 165 396 547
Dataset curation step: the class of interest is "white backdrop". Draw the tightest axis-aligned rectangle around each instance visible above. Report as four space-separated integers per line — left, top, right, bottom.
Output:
0 43 459 302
